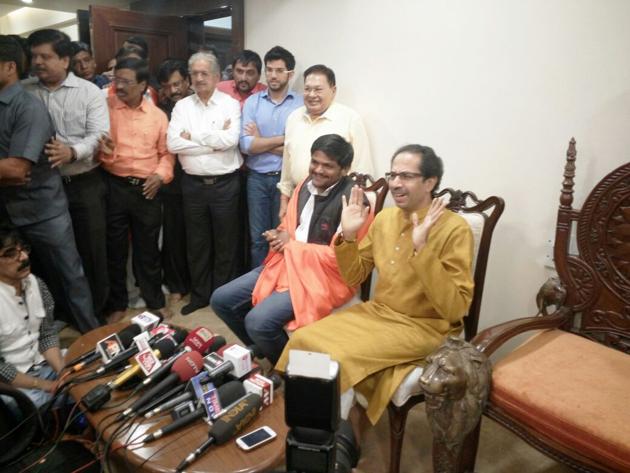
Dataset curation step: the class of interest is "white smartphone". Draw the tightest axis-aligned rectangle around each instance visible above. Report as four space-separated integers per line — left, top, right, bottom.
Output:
235 425 277 451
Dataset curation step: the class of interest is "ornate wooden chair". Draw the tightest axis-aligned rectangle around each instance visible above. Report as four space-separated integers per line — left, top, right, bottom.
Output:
428 139 630 472
386 186 505 473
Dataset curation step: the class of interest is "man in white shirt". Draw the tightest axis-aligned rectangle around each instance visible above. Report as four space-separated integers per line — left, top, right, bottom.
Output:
0 229 64 409
167 51 242 316
278 64 374 218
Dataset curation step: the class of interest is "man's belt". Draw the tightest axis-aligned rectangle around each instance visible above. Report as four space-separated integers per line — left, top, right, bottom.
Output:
61 167 100 185
188 171 238 185
109 173 146 186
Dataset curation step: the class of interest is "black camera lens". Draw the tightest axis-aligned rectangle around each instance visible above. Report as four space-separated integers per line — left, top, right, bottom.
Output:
333 420 360 473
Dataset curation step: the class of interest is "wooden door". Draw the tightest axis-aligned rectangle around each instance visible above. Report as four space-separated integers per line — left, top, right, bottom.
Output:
90 5 188 77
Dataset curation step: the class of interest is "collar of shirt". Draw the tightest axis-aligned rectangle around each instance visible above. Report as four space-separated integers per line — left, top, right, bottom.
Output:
261 89 296 105
305 177 340 197
36 71 81 92
303 101 339 124
192 89 221 107
0 81 23 105
0 275 31 299
111 94 149 112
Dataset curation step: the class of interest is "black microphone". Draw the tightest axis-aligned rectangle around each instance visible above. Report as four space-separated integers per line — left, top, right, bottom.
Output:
141 381 245 443
137 383 187 417
175 392 262 472
66 324 142 372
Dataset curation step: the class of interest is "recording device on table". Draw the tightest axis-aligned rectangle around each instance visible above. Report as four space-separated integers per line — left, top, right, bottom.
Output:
274 350 360 473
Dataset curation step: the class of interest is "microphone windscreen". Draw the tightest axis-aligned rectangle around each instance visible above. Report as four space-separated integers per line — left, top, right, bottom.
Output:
172 352 204 382
212 393 262 444
207 336 226 354
171 327 188 345
155 336 179 359
217 381 246 406
117 324 142 348
183 327 216 355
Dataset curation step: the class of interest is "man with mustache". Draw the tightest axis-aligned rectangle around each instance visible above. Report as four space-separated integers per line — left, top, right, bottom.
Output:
157 59 193 304
167 51 242 316
0 34 100 333
277 64 373 219
25 29 110 324
99 57 175 323
240 46 303 267
217 50 267 109
0 229 65 409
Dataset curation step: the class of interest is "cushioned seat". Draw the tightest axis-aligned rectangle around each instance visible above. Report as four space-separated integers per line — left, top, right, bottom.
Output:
491 329 630 472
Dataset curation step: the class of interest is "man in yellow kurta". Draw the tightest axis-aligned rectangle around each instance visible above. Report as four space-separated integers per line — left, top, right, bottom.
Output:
276 144 474 425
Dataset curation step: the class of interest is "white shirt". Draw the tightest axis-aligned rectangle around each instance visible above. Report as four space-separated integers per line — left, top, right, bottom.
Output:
167 90 242 175
0 274 46 374
295 179 342 242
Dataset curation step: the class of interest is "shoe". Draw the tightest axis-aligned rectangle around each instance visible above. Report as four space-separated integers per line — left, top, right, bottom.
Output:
181 301 207 316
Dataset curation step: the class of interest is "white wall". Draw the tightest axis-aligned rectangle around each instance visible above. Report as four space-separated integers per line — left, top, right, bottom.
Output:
0 7 78 39
245 0 630 330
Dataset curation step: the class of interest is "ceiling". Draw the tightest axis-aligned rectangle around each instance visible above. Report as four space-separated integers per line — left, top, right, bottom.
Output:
0 0 130 14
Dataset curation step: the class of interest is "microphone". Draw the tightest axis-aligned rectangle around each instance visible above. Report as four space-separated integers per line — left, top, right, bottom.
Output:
66 324 142 372
205 343 259 382
141 381 245 443
175 393 262 472
120 351 204 419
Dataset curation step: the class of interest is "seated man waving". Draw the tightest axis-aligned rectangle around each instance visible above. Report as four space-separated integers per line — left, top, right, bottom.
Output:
211 134 372 363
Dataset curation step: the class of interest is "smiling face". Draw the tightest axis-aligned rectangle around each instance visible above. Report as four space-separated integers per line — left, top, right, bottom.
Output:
309 150 347 192
389 151 437 213
233 60 260 95
303 72 336 118
30 42 69 86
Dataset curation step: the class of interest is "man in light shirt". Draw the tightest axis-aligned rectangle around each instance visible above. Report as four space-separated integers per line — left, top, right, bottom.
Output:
25 29 110 322
167 52 242 316
278 64 374 218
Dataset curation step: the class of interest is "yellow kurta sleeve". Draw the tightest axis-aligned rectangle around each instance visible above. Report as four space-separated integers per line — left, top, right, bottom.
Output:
409 216 474 324
334 220 375 287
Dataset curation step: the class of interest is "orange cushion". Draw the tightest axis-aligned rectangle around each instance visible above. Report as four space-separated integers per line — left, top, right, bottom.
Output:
491 329 630 472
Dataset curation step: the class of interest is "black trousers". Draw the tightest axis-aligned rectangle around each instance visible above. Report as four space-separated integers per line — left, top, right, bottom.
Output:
63 168 109 320
182 171 243 306
105 174 165 311
161 190 190 295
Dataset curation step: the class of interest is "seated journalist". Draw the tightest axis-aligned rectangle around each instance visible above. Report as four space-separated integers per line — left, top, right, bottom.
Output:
211 134 372 364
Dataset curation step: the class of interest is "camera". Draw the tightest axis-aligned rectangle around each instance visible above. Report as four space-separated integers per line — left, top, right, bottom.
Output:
279 351 360 473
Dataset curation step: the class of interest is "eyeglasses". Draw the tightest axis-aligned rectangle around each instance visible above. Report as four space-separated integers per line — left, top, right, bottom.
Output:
0 244 31 260
265 67 292 75
385 172 424 182
112 77 138 86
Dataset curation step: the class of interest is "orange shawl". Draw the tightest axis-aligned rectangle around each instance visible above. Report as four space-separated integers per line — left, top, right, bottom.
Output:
252 179 373 330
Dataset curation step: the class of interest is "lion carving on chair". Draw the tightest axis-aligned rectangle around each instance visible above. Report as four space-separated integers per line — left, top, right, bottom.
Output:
419 337 491 454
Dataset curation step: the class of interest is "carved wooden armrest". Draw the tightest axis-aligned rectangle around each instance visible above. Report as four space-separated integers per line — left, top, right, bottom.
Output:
472 306 572 357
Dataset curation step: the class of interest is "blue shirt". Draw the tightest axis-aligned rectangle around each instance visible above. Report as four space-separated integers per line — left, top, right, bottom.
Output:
239 90 303 173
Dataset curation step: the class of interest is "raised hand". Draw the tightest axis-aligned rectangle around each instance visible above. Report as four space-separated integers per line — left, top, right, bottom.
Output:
411 198 447 251
341 185 369 240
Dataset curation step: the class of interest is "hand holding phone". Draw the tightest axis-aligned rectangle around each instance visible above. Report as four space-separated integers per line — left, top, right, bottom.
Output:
235 425 277 451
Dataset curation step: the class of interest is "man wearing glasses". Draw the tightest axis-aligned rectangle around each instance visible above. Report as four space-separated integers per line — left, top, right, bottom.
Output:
277 64 374 220
277 144 475 438
0 229 65 408
240 46 303 267
99 58 175 323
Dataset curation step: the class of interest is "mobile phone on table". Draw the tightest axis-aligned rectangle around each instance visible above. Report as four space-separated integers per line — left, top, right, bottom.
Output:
235 425 277 451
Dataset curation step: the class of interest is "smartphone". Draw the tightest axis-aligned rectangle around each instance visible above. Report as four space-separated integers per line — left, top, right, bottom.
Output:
235 425 277 451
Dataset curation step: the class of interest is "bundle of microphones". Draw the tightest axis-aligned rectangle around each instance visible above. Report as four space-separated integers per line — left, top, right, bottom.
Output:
61 312 279 472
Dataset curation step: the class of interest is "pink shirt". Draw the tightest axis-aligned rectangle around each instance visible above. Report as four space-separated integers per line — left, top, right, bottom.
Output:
100 96 174 183
216 80 267 108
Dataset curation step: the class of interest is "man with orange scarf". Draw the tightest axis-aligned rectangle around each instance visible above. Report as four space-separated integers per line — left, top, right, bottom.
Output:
211 134 371 363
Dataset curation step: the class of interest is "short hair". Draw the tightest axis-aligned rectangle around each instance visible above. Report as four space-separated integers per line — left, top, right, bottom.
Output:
115 47 143 62
263 46 295 71
232 50 262 74
303 64 336 87
0 35 25 76
157 58 189 84
311 134 354 170
0 228 22 252
391 144 444 194
115 57 150 86
188 51 220 75
125 36 148 58
27 29 72 59
70 41 92 57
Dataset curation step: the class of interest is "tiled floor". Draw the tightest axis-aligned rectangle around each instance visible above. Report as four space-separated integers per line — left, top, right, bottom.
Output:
61 296 572 473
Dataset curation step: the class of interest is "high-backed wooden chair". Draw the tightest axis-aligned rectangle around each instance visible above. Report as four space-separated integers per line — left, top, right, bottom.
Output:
386 187 505 473
433 139 630 472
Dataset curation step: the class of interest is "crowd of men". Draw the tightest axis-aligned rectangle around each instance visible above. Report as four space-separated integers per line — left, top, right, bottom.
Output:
0 28 475 443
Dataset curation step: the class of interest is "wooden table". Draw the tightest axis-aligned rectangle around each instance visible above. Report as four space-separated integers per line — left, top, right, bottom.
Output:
66 324 287 473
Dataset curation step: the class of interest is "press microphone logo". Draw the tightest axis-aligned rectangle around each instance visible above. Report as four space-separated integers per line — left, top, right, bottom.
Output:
136 349 160 375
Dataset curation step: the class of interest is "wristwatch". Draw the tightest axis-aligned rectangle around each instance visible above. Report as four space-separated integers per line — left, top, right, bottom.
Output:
69 147 77 163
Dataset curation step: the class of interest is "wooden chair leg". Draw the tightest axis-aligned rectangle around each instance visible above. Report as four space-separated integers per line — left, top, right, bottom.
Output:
387 401 411 473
